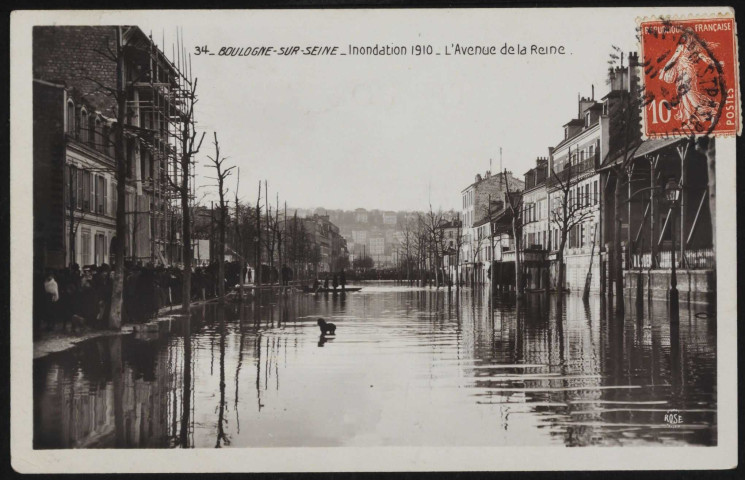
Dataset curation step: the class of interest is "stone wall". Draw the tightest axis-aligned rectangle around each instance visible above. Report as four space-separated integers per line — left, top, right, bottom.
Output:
623 269 715 305
549 251 601 293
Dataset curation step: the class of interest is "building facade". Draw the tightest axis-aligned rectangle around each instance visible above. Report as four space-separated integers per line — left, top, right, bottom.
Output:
460 170 524 285
547 94 605 292
34 26 188 272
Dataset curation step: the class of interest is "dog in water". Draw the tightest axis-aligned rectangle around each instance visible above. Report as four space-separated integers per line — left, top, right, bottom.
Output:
317 318 336 336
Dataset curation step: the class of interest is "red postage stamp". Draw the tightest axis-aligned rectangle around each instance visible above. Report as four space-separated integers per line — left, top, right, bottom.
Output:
639 15 740 138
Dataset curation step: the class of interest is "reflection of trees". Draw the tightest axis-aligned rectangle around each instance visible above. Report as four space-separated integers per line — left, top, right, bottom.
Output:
215 305 229 447
234 304 246 434
179 313 192 448
109 336 125 448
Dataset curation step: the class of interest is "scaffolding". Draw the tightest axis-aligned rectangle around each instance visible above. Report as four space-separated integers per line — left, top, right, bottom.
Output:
122 27 197 266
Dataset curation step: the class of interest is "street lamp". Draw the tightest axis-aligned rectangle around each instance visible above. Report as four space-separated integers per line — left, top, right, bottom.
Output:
665 177 681 322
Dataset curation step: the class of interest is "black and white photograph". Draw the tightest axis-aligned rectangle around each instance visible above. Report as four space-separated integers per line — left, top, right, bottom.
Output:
9 7 739 472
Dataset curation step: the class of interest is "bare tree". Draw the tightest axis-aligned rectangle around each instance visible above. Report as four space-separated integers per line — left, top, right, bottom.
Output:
453 213 465 290
168 81 205 311
263 181 278 283
550 154 595 293
255 181 262 285
206 132 235 300
503 169 525 298
478 194 504 292
234 168 244 300
398 217 416 284
423 206 447 288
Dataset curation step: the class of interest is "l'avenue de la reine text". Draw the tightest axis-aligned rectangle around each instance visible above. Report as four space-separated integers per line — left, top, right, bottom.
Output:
197 43 568 58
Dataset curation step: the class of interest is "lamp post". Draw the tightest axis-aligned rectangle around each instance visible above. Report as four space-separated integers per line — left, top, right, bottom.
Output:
665 178 681 323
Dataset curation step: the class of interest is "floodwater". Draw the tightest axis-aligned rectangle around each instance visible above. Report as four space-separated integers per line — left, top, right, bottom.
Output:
34 283 717 448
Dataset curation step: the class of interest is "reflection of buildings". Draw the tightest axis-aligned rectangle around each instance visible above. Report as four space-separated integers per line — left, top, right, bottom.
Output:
34 336 174 448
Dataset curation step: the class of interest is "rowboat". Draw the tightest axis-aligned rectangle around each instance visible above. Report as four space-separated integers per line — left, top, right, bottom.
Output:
300 286 362 293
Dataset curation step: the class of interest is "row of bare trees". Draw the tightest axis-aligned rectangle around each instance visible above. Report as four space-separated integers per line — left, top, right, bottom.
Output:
395 206 456 288
79 28 205 329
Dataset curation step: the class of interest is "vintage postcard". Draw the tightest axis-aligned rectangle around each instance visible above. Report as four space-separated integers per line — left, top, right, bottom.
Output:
10 7 739 473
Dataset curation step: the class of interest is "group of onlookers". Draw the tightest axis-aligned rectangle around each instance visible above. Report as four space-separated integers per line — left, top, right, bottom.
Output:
34 260 246 338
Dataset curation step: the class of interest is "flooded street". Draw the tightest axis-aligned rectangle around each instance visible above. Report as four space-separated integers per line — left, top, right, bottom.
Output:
34 283 716 448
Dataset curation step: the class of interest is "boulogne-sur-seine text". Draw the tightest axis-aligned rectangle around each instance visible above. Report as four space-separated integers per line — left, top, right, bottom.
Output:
197 43 567 57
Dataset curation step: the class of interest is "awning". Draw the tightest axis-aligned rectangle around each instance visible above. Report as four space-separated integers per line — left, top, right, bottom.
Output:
633 138 686 159
599 137 686 171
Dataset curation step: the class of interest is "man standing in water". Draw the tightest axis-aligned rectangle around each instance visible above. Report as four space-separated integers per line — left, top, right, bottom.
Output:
340 268 346 293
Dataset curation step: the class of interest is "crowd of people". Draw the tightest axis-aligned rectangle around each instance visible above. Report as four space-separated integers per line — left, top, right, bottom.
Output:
34 260 247 339
312 269 347 292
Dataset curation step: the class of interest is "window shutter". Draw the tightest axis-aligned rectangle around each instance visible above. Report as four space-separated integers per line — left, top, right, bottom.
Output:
103 178 108 215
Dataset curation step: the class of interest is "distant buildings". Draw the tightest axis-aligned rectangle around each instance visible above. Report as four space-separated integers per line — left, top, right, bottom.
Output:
354 208 369 224
383 211 397 225
459 170 524 285
302 214 348 272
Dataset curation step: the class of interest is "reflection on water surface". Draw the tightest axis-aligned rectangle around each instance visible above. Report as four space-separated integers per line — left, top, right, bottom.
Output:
34 283 716 448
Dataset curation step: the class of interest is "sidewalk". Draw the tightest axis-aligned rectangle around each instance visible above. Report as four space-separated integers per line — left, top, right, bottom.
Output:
33 297 221 360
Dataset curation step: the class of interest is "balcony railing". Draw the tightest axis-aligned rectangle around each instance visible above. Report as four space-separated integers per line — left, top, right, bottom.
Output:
548 157 596 187
630 247 715 270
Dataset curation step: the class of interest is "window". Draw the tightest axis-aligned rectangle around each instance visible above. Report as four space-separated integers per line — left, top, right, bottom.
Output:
589 144 595 159
94 233 105 265
76 169 83 209
585 112 591 127
79 108 88 143
102 177 108 215
111 180 117 215
81 229 91 266
102 124 110 155
594 180 599 205
82 170 90 211
66 165 77 208
95 176 106 214
66 100 75 135
90 172 96 213
94 117 102 150
108 123 116 157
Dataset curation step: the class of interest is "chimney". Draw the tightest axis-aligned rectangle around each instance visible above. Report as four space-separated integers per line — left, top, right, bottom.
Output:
628 51 640 94
591 84 595 100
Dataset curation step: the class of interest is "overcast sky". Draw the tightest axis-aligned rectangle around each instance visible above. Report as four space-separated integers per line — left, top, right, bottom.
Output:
126 9 648 212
